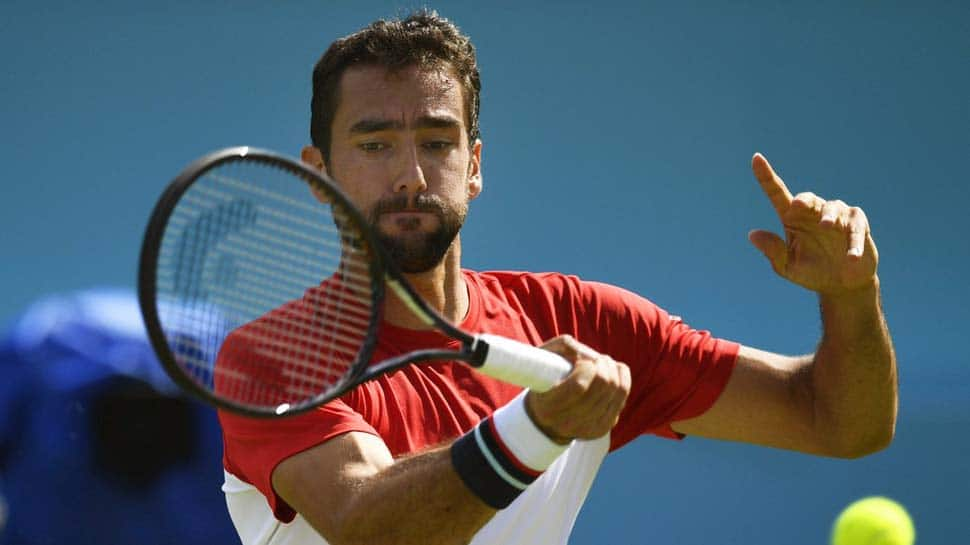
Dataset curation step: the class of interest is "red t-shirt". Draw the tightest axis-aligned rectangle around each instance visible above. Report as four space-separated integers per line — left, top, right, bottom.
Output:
219 270 738 521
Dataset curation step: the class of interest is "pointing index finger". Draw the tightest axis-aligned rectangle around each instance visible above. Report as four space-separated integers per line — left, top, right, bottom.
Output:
752 153 793 219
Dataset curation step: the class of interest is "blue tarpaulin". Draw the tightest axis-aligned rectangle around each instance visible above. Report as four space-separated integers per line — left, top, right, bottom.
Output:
0 288 237 545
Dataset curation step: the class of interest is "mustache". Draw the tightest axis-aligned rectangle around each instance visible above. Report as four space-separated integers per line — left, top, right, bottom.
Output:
370 193 447 218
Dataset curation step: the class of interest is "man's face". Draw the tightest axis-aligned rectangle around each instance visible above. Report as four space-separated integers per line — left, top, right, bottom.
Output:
321 64 482 273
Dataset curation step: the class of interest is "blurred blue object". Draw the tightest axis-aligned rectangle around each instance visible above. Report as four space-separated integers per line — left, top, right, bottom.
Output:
0 288 237 545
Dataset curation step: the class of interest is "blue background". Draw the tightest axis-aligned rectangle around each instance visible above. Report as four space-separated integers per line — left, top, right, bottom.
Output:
2 1 968 543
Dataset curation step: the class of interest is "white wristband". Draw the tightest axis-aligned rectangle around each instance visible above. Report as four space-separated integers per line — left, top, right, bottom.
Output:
491 390 569 471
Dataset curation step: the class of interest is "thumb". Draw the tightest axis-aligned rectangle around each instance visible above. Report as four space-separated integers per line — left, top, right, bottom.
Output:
748 229 788 275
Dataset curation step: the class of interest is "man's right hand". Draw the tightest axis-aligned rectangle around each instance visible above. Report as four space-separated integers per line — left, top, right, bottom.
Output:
525 335 631 444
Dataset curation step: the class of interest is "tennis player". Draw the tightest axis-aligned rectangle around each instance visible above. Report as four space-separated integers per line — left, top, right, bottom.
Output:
218 11 897 545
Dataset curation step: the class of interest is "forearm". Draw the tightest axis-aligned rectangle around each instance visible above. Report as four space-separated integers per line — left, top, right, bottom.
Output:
277 393 572 545
812 275 897 457
333 347 619 545
333 446 495 545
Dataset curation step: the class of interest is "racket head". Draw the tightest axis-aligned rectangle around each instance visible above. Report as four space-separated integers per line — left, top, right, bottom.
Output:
138 147 386 417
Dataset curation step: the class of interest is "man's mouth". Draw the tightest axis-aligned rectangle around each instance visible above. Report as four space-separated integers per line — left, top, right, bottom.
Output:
379 210 437 231
372 194 445 216
382 209 432 218
369 194 448 236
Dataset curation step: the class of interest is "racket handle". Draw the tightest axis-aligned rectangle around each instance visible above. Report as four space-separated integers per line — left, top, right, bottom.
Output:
475 334 572 392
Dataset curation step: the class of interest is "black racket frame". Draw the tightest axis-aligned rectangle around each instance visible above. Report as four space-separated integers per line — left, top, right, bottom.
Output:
138 147 487 417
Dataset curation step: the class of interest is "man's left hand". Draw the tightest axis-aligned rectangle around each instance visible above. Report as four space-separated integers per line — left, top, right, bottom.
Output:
747 153 879 295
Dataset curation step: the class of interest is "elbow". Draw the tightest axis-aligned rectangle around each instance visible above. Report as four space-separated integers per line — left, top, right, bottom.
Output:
812 383 899 459
831 430 894 459
324 500 383 545
866 418 898 456
283 488 378 545
826 417 897 460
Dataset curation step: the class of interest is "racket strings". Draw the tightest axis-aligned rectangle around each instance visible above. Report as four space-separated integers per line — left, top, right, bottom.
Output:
155 159 378 410
166 198 372 284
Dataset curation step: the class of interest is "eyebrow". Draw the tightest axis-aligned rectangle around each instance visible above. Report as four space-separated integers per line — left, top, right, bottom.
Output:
348 115 462 134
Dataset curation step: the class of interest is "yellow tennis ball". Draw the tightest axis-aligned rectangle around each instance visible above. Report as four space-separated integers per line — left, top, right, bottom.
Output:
831 496 915 545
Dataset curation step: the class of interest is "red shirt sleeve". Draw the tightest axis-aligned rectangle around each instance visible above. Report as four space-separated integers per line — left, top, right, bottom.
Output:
493 272 738 452
219 400 378 522
576 281 738 450
216 290 381 522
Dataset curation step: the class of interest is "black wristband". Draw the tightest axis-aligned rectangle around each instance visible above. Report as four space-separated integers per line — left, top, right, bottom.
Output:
450 417 541 509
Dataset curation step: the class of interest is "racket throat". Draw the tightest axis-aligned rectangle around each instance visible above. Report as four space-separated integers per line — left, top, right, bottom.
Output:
467 336 491 367
386 278 436 327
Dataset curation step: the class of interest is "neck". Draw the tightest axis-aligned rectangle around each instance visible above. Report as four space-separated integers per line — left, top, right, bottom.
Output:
384 236 467 329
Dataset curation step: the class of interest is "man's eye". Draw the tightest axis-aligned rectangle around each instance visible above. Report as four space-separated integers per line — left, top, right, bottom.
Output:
360 142 387 152
424 141 453 151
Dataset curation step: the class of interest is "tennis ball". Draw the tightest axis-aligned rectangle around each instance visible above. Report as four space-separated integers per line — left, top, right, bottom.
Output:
831 496 915 545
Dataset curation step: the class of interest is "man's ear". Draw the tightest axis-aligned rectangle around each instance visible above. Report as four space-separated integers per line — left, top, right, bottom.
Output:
301 146 331 204
301 146 327 173
468 139 483 200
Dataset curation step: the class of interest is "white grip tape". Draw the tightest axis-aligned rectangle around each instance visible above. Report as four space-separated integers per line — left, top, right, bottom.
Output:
491 390 569 470
476 334 572 392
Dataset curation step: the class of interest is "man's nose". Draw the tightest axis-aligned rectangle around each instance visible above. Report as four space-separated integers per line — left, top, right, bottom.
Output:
393 143 428 195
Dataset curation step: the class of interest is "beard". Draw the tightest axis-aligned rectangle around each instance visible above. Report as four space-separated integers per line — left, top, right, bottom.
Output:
368 193 466 274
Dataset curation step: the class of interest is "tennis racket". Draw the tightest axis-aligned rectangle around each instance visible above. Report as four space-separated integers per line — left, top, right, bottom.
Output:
138 146 571 417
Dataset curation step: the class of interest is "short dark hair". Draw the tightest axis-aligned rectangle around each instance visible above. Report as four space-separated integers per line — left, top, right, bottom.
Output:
310 10 481 162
